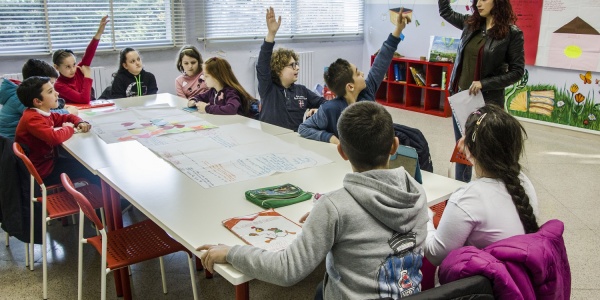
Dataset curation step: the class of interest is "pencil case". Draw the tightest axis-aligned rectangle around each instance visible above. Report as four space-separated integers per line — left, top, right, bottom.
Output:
245 183 313 209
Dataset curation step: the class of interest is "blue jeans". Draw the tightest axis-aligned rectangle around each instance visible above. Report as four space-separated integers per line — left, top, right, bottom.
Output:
453 114 472 183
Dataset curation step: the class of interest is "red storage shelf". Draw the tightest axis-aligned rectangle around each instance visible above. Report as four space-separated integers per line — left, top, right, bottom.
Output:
371 56 452 117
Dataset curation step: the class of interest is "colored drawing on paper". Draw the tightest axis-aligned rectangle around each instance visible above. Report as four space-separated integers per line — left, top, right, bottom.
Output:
115 119 216 142
87 106 217 144
536 1 600 71
231 215 301 252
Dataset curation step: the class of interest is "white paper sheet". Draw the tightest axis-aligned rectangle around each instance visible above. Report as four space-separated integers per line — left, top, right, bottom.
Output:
448 90 486 135
139 124 332 188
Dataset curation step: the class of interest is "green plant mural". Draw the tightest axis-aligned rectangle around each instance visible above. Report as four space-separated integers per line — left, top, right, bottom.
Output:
505 69 600 131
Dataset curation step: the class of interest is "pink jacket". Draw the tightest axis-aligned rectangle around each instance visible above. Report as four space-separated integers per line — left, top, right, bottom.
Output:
439 219 570 300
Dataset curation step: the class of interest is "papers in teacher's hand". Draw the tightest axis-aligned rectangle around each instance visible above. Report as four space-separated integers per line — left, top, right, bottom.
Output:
448 90 485 136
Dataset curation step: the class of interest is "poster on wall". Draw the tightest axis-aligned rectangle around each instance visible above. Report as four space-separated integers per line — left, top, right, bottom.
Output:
512 0 543 65
505 69 600 132
535 0 600 71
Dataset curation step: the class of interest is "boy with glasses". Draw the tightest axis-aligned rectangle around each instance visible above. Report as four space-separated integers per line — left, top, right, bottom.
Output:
256 7 325 131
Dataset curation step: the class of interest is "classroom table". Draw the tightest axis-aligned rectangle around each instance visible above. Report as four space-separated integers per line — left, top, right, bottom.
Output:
60 93 292 299
62 93 465 300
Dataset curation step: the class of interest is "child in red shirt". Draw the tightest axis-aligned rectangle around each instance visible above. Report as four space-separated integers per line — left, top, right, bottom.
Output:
15 76 96 186
53 16 109 104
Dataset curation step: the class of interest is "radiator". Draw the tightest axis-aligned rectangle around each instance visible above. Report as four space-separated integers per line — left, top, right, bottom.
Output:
2 67 111 98
252 51 316 99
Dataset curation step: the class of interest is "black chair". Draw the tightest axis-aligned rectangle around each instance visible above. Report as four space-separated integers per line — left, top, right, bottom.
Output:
403 275 494 300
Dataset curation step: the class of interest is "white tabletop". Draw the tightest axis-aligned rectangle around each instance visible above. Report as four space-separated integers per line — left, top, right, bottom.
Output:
64 94 464 286
62 93 292 174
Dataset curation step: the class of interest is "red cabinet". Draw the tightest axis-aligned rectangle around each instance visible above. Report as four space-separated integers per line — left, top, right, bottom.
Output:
372 56 452 117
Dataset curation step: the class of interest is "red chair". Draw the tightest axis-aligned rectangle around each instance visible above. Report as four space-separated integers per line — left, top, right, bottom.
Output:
448 142 473 179
60 173 198 300
12 142 105 300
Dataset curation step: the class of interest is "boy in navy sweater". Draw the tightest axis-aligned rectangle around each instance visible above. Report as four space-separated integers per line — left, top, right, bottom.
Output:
257 7 325 131
298 8 410 144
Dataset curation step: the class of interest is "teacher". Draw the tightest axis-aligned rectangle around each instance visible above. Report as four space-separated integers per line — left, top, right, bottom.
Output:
439 0 525 182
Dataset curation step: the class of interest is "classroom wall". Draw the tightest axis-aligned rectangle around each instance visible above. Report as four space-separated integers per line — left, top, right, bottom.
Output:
0 1 363 98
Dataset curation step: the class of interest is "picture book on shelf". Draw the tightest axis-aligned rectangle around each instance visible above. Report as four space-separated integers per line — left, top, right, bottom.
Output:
428 36 460 63
222 209 302 252
70 99 115 109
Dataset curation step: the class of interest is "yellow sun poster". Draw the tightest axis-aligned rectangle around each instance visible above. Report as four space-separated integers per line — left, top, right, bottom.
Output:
535 0 600 71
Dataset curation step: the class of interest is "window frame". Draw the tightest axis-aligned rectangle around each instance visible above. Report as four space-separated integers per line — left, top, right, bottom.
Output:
0 0 186 56
195 0 364 44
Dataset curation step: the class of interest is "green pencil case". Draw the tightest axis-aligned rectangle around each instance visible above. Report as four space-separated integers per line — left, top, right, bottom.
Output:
245 183 313 209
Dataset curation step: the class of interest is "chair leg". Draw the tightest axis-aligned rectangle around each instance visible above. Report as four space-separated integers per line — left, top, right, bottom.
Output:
5 232 8 246
159 256 167 294
29 201 34 271
78 213 84 300
42 214 48 299
24 243 29 267
187 254 199 300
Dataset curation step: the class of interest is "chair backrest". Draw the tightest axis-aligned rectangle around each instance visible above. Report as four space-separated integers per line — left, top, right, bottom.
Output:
60 173 104 231
393 123 433 172
450 142 472 166
12 142 44 186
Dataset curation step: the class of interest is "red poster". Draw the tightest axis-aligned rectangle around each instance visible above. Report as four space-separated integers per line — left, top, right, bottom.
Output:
513 0 543 65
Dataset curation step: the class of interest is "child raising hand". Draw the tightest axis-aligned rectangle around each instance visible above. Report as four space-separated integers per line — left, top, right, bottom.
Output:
53 15 109 104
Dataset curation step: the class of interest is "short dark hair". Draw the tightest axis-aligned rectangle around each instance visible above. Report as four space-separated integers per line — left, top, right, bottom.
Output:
52 49 75 65
17 76 51 108
337 101 394 171
324 59 354 98
22 59 59 79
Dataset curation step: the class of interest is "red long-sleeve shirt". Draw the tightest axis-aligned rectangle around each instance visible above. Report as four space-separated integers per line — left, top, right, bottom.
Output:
15 109 83 179
54 38 100 104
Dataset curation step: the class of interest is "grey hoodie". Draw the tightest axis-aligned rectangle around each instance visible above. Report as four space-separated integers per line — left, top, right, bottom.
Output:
227 168 428 299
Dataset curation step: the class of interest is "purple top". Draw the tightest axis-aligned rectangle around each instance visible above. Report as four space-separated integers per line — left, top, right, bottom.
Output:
439 219 570 300
194 86 242 115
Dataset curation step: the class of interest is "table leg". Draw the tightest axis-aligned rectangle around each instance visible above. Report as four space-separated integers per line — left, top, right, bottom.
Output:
101 180 132 299
235 282 249 300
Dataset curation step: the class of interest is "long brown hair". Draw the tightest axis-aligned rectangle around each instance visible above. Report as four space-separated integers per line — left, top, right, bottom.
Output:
464 104 539 234
466 0 517 40
204 57 254 114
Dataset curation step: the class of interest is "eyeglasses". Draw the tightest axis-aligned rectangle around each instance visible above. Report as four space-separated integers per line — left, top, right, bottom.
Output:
286 62 300 69
471 113 487 142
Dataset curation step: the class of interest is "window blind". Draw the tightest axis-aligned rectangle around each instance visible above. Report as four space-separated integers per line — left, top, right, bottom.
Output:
197 0 364 43
0 0 186 55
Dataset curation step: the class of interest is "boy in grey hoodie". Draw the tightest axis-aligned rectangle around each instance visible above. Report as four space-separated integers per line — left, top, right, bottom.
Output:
199 101 428 299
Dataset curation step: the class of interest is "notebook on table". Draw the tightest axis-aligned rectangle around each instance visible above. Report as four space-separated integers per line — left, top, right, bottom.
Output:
222 209 302 252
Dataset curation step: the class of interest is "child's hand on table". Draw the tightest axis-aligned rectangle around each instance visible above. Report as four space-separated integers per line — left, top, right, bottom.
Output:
196 101 208 113
77 122 92 133
197 244 232 274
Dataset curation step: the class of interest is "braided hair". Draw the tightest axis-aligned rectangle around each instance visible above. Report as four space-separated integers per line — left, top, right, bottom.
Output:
464 104 539 233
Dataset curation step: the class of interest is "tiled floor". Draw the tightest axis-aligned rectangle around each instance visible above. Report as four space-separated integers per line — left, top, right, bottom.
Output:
1 106 598 299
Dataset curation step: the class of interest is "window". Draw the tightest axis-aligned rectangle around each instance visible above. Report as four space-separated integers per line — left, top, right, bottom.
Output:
197 0 363 43
0 0 186 55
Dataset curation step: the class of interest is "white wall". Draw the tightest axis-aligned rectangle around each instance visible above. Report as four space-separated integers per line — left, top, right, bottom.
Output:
1 1 592 107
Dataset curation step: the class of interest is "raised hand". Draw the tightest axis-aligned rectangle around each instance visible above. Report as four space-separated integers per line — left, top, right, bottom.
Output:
94 15 110 39
79 65 92 78
393 7 411 38
265 6 282 42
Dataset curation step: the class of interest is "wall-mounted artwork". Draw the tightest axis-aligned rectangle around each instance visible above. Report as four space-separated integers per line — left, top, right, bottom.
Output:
535 0 600 71
505 69 600 131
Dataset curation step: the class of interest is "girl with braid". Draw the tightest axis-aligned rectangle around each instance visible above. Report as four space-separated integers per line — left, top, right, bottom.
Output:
424 104 538 266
